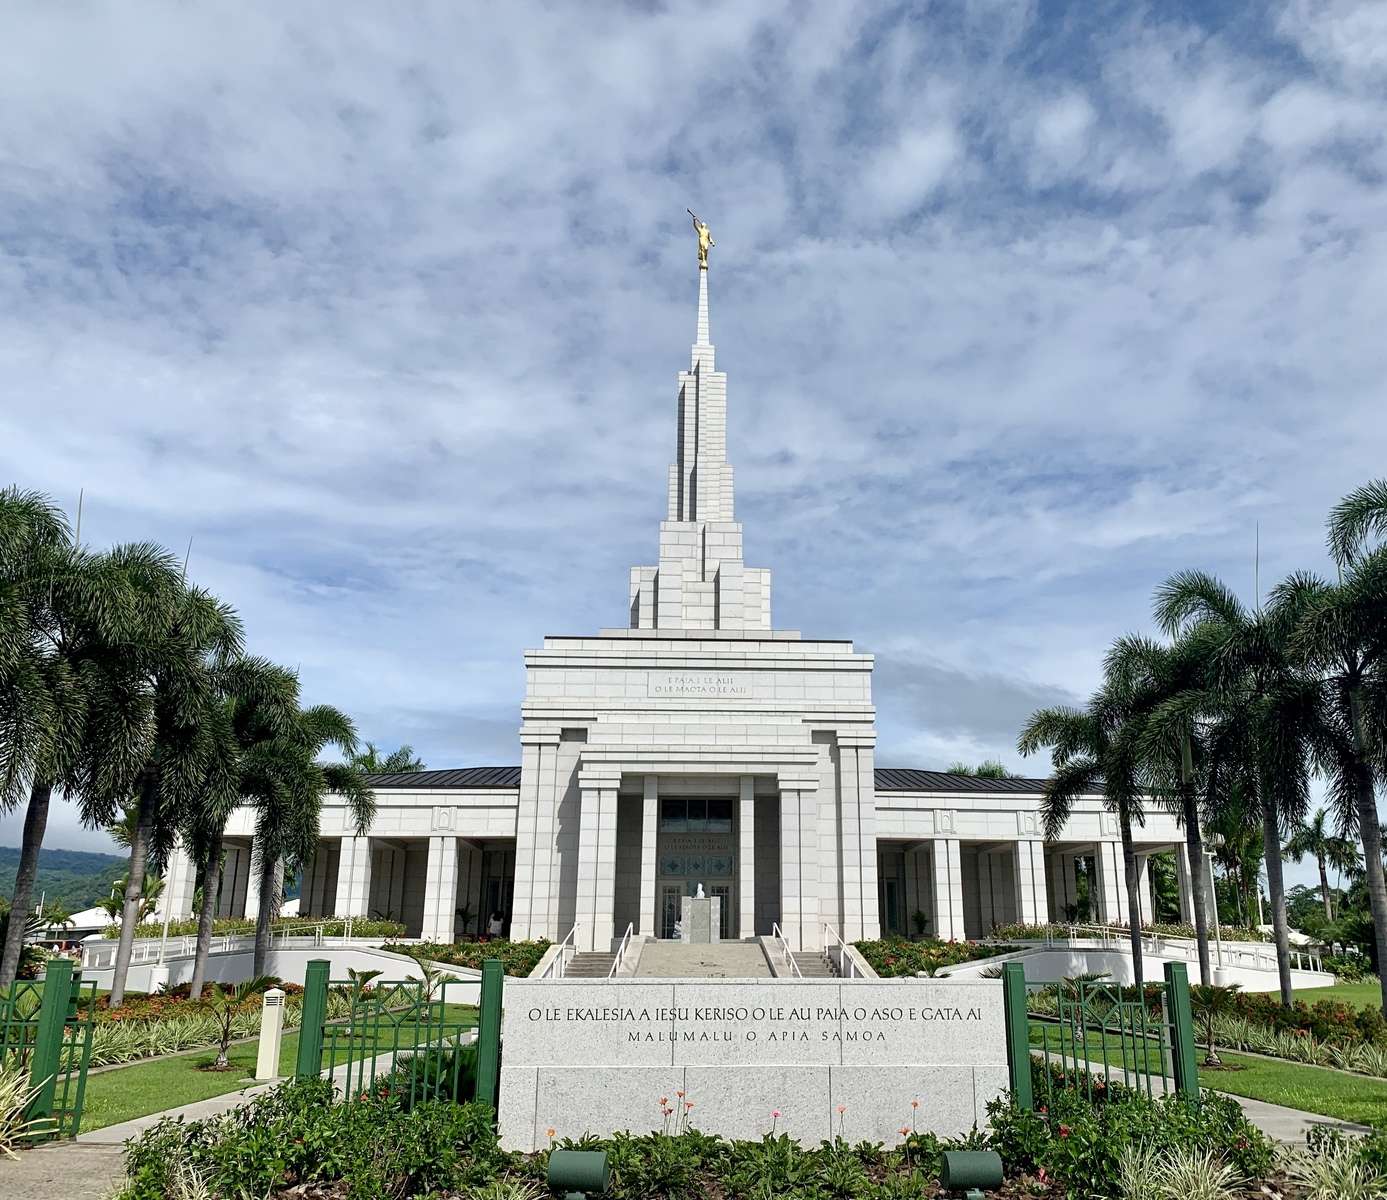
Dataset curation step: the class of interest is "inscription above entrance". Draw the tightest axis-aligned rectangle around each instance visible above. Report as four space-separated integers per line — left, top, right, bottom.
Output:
647 671 759 698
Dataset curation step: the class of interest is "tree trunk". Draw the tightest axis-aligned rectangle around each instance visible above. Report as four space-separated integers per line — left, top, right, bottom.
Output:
189 834 223 1001
1120 807 1144 989
1348 685 1387 1018
1259 792 1294 1008
0 780 53 988
108 784 155 1008
252 856 281 977
1317 854 1334 921
1179 733 1212 986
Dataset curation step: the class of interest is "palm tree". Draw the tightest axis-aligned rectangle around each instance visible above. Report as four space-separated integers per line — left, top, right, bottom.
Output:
347 743 425 774
1286 480 1387 1016
1154 570 1319 1007
1018 677 1149 986
1107 632 1215 985
945 760 1015 779
183 657 300 999
0 489 184 988
1285 809 1357 921
247 703 374 976
103 582 244 1007
1189 982 1242 1067
200 975 278 1070
99 874 163 925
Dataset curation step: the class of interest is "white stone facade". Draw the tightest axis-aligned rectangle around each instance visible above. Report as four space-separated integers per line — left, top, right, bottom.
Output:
170 261 1191 948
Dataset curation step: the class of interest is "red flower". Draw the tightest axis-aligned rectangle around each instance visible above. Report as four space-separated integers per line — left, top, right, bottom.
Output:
1058 1124 1071 1138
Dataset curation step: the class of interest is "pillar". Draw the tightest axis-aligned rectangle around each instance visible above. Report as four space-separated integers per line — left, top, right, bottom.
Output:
1013 840 1048 927
738 776 756 939
1175 845 1195 923
334 836 372 918
575 781 618 951
1136 854 1154 926
931 839 964 940
155 841 197 923
778 788 802 950
639 776 658 937
244 841 264 921
1095 842 1126 925
422 836 458 943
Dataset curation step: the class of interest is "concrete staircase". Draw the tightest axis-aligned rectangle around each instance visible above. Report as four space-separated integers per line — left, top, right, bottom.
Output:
793 951 836 978
564 952 616 978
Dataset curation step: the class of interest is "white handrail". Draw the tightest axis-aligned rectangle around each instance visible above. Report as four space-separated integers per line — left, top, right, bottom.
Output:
770 923 802 978
540 926 578 980
1033 924 1323 974
609 923 636 978
823 924 859 979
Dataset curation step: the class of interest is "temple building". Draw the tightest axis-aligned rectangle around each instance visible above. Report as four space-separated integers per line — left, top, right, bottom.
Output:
161 245 1194 952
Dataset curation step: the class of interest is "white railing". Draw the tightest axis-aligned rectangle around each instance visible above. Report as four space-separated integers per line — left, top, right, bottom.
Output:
609 923 636 978
540 926 578 980
81 919 374 971
1031 924 1323 974
770 923 802 978
823 924 860 979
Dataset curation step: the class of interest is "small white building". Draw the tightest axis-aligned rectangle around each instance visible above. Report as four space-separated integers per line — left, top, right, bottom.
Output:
158 259 1194 952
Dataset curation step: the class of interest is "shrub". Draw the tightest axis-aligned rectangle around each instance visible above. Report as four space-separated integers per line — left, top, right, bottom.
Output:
852 937 1019 977
0 1063 44 1158
103 916 406 940
387 938 552 977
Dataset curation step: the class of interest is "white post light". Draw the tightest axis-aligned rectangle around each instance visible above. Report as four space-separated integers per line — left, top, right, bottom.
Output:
1204 850 1224 970
255 988 287 1081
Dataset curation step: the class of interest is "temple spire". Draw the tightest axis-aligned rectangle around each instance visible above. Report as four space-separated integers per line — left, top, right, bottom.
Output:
696 261 710 347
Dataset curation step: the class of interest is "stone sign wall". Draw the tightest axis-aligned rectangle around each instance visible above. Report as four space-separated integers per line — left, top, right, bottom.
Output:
497 978 1008 1150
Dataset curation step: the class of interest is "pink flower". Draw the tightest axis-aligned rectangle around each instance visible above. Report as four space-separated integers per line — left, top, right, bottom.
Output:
659 1096 668 1106
685 1101 694 1110
837 1104 846 1114
772 1109 781 1119
899 1125 910 1137
910 1098 919 1109
545 1127 556 1140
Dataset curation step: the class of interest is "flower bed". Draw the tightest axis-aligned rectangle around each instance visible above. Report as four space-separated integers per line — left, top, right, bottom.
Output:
1229 991 1387 1045
853 936 1018 977
109 1068 1320 1200
384 938 551 977
80 982 304 1024
989 920 1269 943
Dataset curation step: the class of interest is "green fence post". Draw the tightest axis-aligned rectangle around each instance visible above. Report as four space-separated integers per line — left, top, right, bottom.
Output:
29 959 74 1133
1001 961 1033 1110
1163 960 1199 1100
295 959 330 1080
475 959 503 1111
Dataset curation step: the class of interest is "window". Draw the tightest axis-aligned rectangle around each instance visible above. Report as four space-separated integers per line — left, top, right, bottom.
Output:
707 799 733 833
660 797 686 832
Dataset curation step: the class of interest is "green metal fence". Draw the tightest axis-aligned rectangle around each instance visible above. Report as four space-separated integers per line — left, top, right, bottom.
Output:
1001 959 1198 1110
294 958 504 1113
0 959 96 1140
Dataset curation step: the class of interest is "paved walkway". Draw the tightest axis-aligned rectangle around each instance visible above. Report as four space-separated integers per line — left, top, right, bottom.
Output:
0 1142 125 1200
634 940 772 977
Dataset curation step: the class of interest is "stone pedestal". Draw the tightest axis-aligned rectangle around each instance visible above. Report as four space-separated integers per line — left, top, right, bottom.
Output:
680 896 721 943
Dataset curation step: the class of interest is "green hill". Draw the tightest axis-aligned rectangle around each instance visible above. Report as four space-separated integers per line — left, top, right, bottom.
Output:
0 846 126 914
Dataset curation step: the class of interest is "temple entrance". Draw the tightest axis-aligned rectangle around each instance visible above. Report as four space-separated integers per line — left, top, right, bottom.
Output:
657 796 736 939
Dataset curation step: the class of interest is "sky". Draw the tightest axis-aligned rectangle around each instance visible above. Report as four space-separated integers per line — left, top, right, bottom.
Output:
1 1 1385 888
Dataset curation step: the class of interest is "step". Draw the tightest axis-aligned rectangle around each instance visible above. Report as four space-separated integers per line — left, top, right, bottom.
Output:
564 952 617 978
792 952 836 978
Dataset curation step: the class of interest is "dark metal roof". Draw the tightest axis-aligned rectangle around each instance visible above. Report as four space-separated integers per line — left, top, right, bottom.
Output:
873 768 1048 794
364 765 1051 795
364 766 522 790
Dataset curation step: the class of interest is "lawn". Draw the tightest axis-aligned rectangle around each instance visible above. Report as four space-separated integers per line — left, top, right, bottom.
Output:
80 1003 478 1132
1291 979 1384 1007
1030 1019 1387 1128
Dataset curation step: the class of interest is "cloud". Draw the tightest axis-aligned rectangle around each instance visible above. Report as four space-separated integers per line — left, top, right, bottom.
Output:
1 2 1383 893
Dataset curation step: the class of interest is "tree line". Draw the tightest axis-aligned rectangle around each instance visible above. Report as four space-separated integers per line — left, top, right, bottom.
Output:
1018 479 1387 1014
0 487 422 1004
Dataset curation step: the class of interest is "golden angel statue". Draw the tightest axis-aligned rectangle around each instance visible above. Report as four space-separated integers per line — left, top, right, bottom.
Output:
688 209 714 269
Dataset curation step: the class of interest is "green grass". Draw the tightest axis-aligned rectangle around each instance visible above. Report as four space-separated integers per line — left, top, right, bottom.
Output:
1029 1019 1387 1128
1291 979 1384 1007
79 1003 478 1132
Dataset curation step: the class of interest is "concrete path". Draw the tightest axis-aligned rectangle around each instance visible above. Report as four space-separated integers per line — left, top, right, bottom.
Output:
0 1142 125 1200
634 941 771 978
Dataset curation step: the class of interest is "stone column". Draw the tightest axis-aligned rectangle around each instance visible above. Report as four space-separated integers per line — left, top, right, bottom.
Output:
155 841 197 924
1135 854 1154 925
509 733 556 942
1175 846 1195 924
575 776 619 952
930 839 964 940
738 776 756 939
422 836 458 943
639 776 659 937
1014 840 1049 926
1095 842 1126 925
244 841 264 921
334 835 372 918
778 788 802 949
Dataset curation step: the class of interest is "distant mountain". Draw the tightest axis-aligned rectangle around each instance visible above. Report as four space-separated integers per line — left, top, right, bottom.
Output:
0 846 127 913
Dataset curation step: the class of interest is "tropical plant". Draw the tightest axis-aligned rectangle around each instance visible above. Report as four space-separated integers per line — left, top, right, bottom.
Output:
199 975 278 1069
245 701 374 976
100 874 163 924
945 759 1015 778
1018 674 1149 985
0 489 185 989
1285 808 1359 921
1154 569 1320 1007
0 1061 43 1158
347 742 426 774
103 577 245 1007
1285 479 1387 1016
1188 983 1241 1067
1281 1128 1387 1200
0 904 45 979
